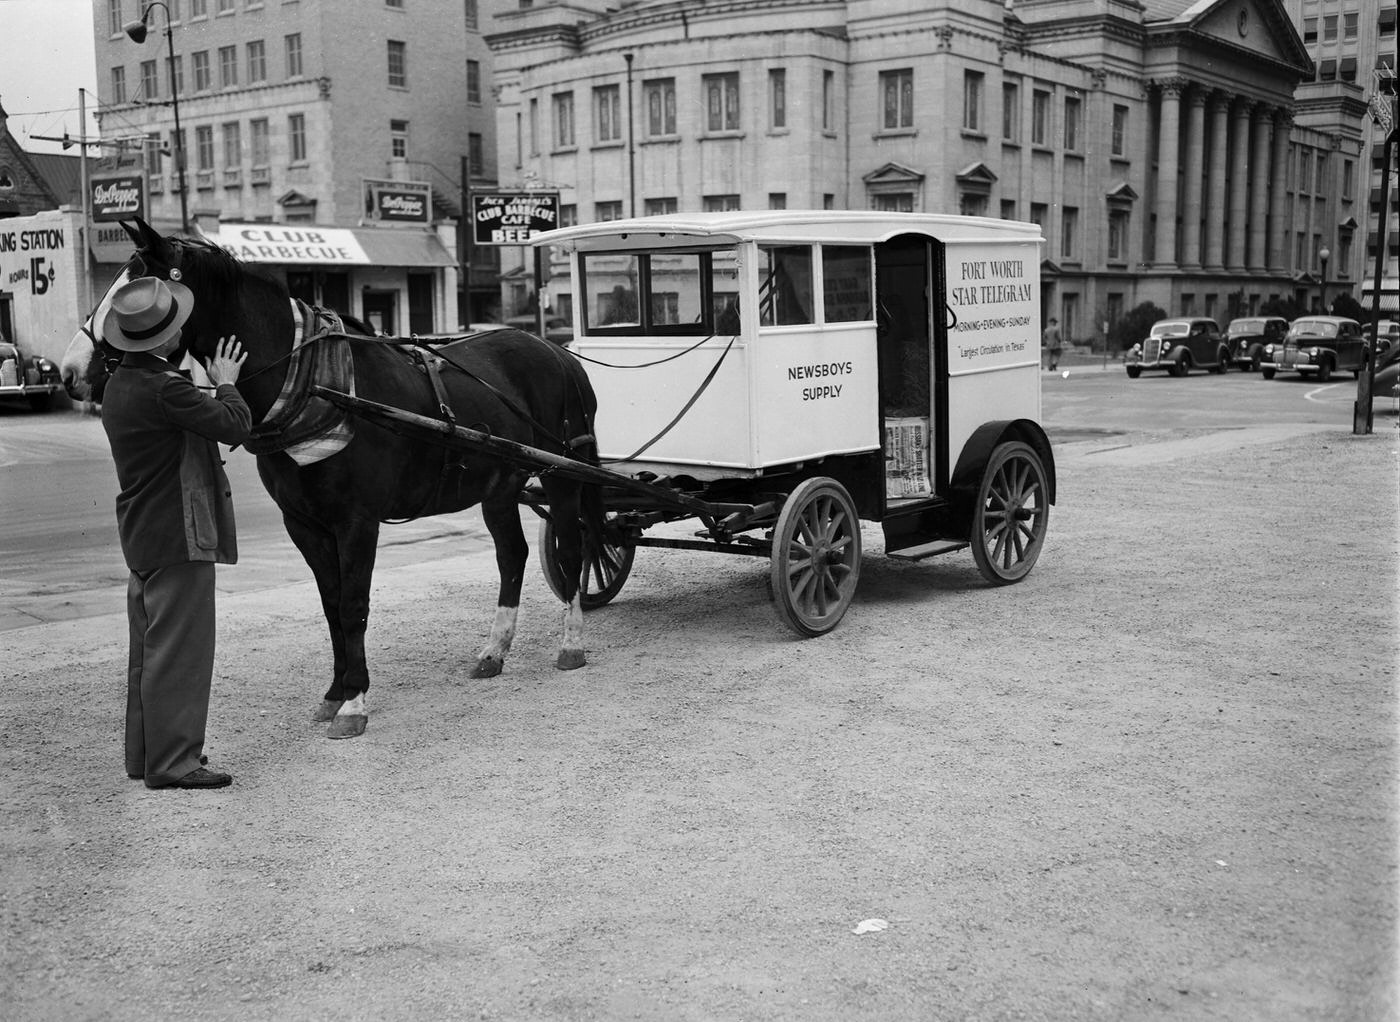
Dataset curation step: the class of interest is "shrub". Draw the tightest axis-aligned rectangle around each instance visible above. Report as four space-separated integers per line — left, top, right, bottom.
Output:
1108 302 1168 351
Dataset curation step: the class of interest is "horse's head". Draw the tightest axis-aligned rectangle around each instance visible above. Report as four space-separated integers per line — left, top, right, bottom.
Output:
60 217 252 402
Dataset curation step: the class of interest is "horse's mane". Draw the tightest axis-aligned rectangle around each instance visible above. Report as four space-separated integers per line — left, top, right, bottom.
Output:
173 236 287 313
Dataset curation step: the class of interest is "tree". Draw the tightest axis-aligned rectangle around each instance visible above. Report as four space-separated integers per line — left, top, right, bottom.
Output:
1259 295 1306 320
1108 302 1167 351
1329 291 1365 323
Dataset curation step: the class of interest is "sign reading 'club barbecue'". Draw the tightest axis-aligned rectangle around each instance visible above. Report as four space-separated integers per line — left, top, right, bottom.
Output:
471 191 560 245
91 175 145 222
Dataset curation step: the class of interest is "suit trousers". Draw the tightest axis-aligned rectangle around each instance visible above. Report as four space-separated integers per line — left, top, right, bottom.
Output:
125 561 216 786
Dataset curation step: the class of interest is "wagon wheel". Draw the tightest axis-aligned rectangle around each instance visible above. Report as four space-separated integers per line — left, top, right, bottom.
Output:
769 477 862 637
538 514 635 609
970 441 1049 586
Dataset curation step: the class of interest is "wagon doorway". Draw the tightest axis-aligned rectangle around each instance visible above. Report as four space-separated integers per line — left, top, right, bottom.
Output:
875 234 947 492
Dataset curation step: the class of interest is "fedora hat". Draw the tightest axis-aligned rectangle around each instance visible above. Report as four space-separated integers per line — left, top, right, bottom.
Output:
100 276 195 352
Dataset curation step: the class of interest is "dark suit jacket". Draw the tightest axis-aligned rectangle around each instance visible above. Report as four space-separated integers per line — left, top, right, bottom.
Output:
101 351 253 572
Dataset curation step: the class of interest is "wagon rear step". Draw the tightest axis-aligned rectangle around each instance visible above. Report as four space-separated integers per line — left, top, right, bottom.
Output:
885 539 969 561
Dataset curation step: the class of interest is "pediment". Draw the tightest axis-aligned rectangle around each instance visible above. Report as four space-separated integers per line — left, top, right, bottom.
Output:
1107 182 1139 203
1149 0 1311 75
278 189 317 207
955 162 998 185
862 162 925 186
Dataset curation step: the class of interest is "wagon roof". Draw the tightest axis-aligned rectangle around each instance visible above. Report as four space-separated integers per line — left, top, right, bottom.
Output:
533 210 1044 253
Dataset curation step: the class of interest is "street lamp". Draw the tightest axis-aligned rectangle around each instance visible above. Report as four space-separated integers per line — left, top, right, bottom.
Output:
1318 244 1330 314
124 2 188 232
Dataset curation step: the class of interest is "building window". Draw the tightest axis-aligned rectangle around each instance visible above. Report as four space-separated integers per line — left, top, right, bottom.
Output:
1342 158 1354 200
387 41 407 88
216 0 232 12
111 66 127 105
880 69 913 130
1315 153 1327 194
1000 199 1016 220
873 193 913 213
1322 14 1337 41
222 121 241 168
559 203 577 227
960 194 988 216
528 98 538 156
1382 7 1397 34
1343 12 1359 38
390 119 408 159
594 85 621 143
250 118 269 166
387 0 403 7
1031 89 1050 146
823 193 835 210
192 51 210 91
1030 202 1047 231
769 192 787 210
467 60 480 103
195 125 214 171
139 60 159 100
219 45 238 88
1340 57 1358 82
1303 17 1318 43
1060 294 1077 343
822 70 835 131
108 0 123 36
1319 59 1337 81
145 132 163 173
1107 293 1123 328
468 133 483 175
703 73 740 132
703 194 741 212
1112 104 1128 156
644 78 676 136
288 112 306 162
553 93 575 148
1061 207 1078 258
191 0 206 15
769 69 786 130
247 40 266 83
1064 95 1081 150
963 71 983 133
1108 210 1129 261
285 34 303 78
1002 82 1019 141
595 200 623 222
170 56 184 96
644 197 677 216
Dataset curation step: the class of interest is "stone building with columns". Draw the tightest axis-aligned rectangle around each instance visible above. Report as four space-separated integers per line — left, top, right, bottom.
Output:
487 0 1357 344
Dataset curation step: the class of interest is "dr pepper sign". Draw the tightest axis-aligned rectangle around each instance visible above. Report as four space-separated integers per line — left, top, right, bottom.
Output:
471 192 559 246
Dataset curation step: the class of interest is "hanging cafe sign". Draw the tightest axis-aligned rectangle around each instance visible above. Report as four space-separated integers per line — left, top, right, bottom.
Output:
471 191 560 245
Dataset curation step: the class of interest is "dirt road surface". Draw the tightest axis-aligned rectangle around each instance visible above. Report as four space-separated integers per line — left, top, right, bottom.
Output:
3 424 1397 1021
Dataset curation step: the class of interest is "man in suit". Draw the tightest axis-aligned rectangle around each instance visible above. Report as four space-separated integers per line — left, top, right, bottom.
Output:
99 276 252 789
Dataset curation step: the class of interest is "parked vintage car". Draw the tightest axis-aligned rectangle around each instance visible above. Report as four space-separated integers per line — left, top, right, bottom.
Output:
1371 340 1400 404
1260 316 1366 381
1362 320 1400 355
0 337 62 411
1224 316 1289 372
505 314 574 347
1125 317 1229 378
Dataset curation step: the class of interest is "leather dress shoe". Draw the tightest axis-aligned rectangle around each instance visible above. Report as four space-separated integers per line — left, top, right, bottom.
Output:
151 766 232 789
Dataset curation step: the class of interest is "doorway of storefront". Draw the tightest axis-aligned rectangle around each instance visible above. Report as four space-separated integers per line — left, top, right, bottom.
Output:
362 290 397 336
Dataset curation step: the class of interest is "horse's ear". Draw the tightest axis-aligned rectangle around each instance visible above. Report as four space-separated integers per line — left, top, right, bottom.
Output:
133 217 164 249
119 220 143 245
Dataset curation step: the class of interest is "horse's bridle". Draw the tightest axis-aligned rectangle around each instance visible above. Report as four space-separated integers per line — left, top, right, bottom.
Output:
80 250 194 374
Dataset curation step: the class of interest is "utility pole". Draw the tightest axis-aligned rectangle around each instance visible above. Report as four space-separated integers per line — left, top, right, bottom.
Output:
1356 70 1397 435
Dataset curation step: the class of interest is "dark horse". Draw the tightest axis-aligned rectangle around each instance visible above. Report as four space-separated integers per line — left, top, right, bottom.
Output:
61 220 602 738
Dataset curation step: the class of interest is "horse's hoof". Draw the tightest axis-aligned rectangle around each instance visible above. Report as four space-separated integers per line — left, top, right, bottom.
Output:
312 699 343 723
555 649 586 671
472 658 503 679
326 714 367 740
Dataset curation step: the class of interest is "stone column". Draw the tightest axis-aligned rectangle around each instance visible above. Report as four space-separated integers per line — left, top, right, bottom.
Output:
1181 88 1207 269
1204 93 1230 271
1227 98 1254 271
1268 109 1292 272
1153 79 1184 266
1248 107 1272 272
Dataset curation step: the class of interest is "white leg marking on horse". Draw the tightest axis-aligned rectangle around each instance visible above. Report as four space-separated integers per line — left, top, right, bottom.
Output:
478 605 518 663
337 693 366 718
556 593 586 670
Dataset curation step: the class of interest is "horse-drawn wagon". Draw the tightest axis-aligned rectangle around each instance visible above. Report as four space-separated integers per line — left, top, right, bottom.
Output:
61 212 1052 737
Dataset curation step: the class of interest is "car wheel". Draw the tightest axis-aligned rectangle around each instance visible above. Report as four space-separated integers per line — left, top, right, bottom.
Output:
1170 357 1188 378
1126 365 1141 379
1249 353 1261 372
1261 367 1276 380
1213 348 1228 373
1316 361 1332 383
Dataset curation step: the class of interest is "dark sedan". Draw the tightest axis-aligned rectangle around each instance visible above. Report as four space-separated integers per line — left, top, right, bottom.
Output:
1225 316 1289 372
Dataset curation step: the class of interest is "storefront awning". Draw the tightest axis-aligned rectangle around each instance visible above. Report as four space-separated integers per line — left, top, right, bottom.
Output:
204 222 455 268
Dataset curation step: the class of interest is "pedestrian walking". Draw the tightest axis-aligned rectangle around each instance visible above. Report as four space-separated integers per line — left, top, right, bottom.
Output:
1043 317 1063 371
98 276 252 789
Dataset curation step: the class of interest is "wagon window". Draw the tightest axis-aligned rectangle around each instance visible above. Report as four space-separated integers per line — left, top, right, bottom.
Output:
822 245 873 323
759 245 814 326
580 250 732 336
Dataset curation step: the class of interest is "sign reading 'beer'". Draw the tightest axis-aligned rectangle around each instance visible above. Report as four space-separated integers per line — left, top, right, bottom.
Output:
471 191 560 246
91 175 145 222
